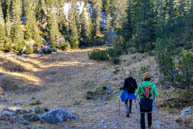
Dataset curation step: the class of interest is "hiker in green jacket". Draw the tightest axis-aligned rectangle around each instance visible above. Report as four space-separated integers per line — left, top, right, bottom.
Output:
135 72 158 129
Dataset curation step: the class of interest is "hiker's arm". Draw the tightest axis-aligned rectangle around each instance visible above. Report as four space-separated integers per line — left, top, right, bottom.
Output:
135 84 141 96
122 79 127 90
153 85 158 97
134 79 138 89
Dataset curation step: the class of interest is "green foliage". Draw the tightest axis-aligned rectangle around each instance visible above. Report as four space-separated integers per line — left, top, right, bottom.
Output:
48 12 60 50
178 52 193 88
25 0 41 44
0 24 5 50
156 38 193 89
69 7 79 49
112 57 121 65
89 45 123 62
88 49 109 61
58 41 71 51
140 66 150 74
25 44 34 54
80 10 92 47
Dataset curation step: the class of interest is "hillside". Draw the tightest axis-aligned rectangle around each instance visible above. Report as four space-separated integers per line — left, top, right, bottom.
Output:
0 49 189 129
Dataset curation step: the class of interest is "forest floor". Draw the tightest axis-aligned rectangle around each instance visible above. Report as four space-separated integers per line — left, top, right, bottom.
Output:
0 48 189 129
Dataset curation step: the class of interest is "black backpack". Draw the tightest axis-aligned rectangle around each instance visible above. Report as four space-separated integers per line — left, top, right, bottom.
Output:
127 79 136 93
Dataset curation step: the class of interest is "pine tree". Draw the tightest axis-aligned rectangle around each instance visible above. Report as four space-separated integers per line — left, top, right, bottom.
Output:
103 0 111 13
122 0 134 40
80 9 92 47
69 7 79 49
25 0 41 42
48 11 60 50
35 0 46 23
133 0 155 52
10 0 24 51
10 0 22 22
92 0 102 37
0 2 5 50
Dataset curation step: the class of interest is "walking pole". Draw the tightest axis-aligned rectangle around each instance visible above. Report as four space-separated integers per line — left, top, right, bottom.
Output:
154 97 160 128
118 96 121 115
135 98 139 129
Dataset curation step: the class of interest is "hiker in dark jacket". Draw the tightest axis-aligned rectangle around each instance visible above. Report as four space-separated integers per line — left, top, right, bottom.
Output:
135 72 158 129
121 71 137 117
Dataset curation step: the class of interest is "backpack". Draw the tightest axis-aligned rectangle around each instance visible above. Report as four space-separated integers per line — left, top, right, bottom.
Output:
140 85 153 112
127 79 136 93
142 85 152 99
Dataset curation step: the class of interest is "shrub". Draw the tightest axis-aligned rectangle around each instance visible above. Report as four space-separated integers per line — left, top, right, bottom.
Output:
4 42 12 53
25 44 34 54
140 66 149 73
177 52 193 88
112 57 121 65
88 49 109 61
156 38 193 89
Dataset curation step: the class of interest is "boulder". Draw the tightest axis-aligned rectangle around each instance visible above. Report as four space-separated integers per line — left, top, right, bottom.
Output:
14 101 23 105
176 107 193 128
38 108 76 124
0 107 76 124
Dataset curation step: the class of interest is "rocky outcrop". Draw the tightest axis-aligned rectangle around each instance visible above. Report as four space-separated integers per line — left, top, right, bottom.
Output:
0 107 76 124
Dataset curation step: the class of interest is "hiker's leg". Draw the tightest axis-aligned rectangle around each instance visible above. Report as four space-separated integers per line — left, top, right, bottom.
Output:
129 99 132 113
148 113 152 127
124 99 129 113
140 113 145 129
125 99 129 117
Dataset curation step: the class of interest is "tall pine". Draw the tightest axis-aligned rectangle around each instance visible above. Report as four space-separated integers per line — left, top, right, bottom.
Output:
25 0 41 43
10 0 24 52
133 0 155 52
0 2 5 50
69 7 79 49
48 11 60 49
80 9 92 47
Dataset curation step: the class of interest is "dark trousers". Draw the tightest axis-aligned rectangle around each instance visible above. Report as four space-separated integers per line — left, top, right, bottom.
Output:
125 99 132 113
140 112 152 129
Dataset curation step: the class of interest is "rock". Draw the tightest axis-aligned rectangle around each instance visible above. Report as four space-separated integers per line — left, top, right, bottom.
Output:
73 102 81 105
0 97 7 102
29 100 42 105
64 126 70 129
176 107 193 128
106 88 111 94
0 87 4 96
38 108 76 124
181 107 191 116
3 107 23 114
42 46 53 54
34 106 49 114
14 101 23 105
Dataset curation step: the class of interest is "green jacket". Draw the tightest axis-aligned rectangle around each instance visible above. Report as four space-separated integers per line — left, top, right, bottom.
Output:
135 81 158 100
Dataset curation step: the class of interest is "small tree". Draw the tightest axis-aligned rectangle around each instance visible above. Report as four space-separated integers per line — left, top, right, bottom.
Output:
178 53 193 88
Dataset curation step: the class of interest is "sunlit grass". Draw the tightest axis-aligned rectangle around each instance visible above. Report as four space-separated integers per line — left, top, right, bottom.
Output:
0 68 41 85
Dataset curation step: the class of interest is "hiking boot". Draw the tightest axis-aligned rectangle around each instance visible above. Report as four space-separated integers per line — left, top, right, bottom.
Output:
126 113 130 117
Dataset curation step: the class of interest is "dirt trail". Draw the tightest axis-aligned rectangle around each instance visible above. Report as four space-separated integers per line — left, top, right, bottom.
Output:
0 49 181 129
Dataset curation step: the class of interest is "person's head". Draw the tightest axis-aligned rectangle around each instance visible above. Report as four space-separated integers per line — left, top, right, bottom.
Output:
143 72 151 81
125 71 132 77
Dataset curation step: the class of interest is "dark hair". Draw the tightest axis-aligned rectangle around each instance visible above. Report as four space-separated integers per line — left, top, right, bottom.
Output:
144 78 150 81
